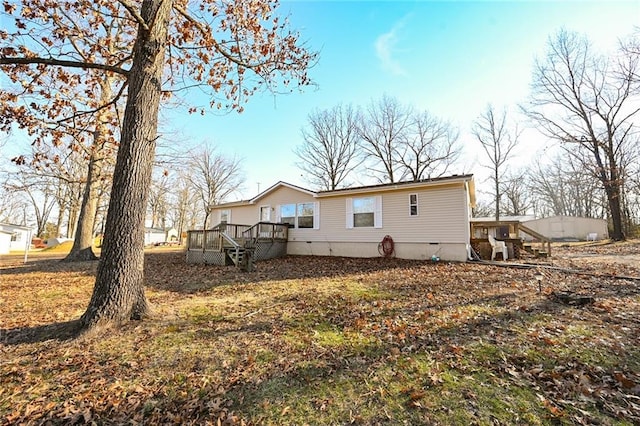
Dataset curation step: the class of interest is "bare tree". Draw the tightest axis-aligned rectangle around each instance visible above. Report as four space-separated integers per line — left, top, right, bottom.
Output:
295 104 362 190
166 171 201 239
529 152 607 219
472 105 521 221
523 29 640 240
185 146 245 229
358 95 413 183
500 169 533 216
4 170 58 237
147 170 172 229
398 111 460 181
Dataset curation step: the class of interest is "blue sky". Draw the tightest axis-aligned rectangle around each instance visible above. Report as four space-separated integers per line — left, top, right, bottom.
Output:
168 0 639 200
3 1 638 202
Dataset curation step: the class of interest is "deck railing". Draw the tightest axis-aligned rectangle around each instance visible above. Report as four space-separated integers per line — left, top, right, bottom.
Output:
242 222 289 243
187 222 288 251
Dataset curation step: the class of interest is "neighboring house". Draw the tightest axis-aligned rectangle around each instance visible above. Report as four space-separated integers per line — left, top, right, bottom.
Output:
0 223 34 252
144 228 167 246
166 228 179 242
523 216 609 241
0 230 12 254
202 174 476 262
144 227 179 246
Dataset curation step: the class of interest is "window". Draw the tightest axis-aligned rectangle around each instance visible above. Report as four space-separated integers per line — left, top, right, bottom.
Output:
353 197 375 227
220 209 230 223
409 194 418 216
10 232 19 242
297 203 315 228
277 202 319 229
346 196 382 228
280 204 296 227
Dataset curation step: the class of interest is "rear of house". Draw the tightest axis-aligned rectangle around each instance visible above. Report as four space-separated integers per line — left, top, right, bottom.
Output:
203 175 475 263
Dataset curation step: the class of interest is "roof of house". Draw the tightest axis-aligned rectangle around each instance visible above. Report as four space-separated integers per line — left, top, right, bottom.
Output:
210 174 475 210
472 215 536 223
0 222 34 231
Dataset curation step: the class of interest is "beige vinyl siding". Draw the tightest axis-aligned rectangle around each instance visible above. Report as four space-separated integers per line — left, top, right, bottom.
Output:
210 186 317 227
301 183 468 244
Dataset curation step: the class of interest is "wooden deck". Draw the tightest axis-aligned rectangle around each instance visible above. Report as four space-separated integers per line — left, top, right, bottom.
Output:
186 222 289 266
470 220 553 259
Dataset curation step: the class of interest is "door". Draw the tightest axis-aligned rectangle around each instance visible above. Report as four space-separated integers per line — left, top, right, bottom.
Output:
260 205 271 222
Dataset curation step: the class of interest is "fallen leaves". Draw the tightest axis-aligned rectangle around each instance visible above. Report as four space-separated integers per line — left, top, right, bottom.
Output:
1 243 640 424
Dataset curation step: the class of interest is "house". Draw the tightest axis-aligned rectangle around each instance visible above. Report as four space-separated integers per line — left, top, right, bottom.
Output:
144 227 167 246
0 223 34 252
522 215 609 241
144 227 179 246
189 174 476 264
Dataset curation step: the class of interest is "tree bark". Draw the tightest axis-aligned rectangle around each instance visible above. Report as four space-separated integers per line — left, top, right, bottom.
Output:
80 0 172 329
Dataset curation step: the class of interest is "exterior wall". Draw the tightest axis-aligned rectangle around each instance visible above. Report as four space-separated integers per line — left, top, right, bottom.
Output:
287 183 469 261
523 216 609 241
144 230 166 245
0 231 11 254
0 224 33 251
210 186 316 226
287 241 469 262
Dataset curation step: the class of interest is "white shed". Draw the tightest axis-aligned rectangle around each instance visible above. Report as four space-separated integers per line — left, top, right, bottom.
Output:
144 228 167 246
523 216 609 241
0 223 34 252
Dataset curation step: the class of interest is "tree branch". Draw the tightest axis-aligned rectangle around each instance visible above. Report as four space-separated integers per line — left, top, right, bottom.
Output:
0 57 129 77
116 0 150 31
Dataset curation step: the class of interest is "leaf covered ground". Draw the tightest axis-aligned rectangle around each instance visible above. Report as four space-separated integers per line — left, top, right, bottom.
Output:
1 241 639 425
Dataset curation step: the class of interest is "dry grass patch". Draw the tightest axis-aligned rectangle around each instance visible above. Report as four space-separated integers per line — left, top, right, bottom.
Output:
1 247 639 425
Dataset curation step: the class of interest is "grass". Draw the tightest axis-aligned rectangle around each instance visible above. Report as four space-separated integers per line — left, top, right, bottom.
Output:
1 248 639 425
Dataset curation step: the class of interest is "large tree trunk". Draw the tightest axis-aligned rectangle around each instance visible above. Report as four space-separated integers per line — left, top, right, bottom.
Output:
80 0 172 330
605 179 625 241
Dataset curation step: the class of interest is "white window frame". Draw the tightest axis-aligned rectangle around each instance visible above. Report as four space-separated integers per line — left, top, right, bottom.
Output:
278 203 296 227
276 202 320 229
219 209 231 223
346 196 382 229
409 193 418 216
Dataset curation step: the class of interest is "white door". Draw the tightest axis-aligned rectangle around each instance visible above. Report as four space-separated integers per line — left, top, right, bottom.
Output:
260 205 271 222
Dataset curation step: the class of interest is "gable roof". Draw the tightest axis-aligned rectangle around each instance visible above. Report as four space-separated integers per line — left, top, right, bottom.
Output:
210 181 315 209
210 174 475 210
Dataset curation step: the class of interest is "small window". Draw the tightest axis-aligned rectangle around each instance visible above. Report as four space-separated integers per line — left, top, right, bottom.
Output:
297 202 315 228
220 209 230 223
280 204 296 227
410 194 418 216
10 232 19 242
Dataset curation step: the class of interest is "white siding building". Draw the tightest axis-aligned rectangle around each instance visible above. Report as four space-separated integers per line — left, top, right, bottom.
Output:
0 223 33 252
523 216 609 241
